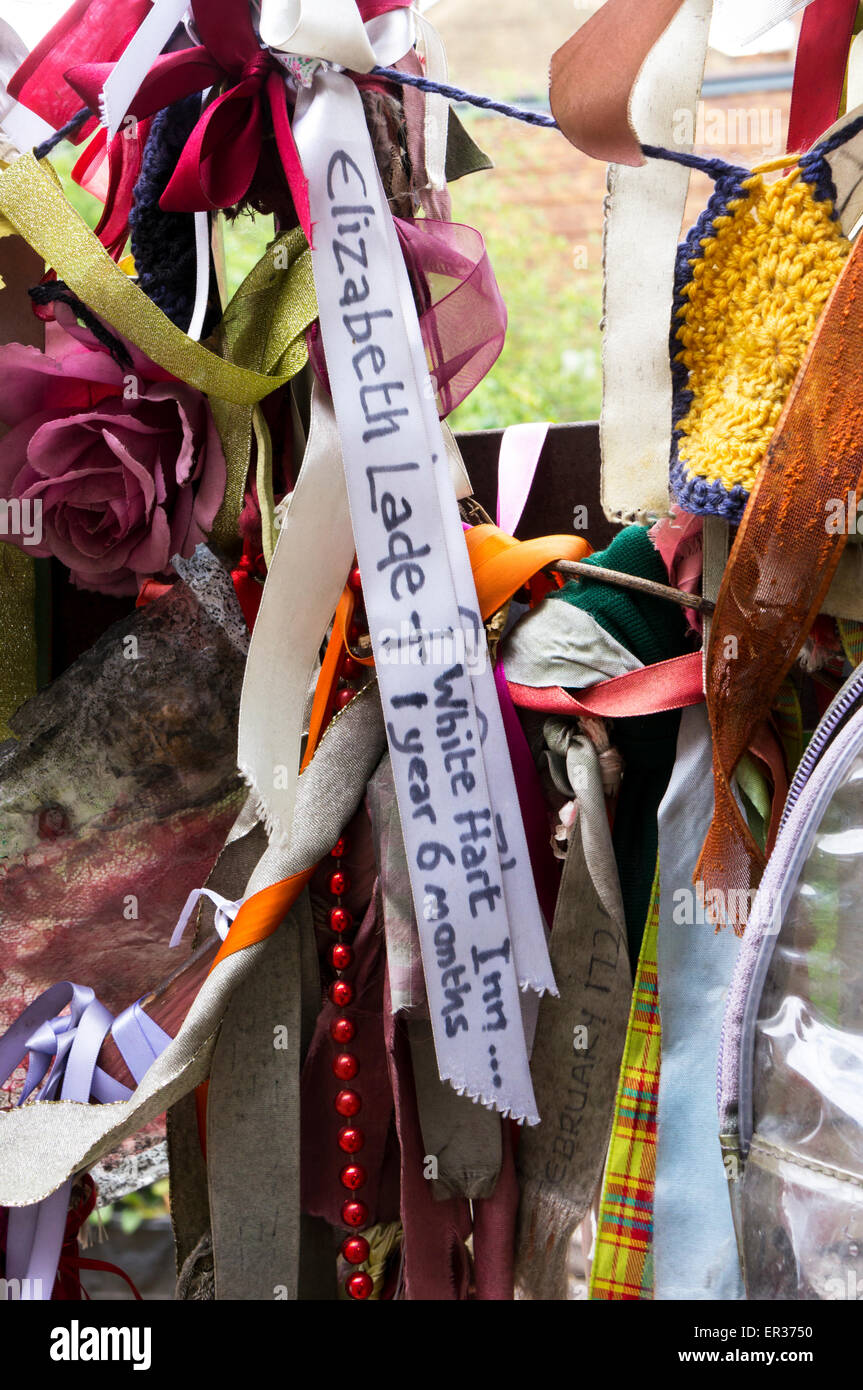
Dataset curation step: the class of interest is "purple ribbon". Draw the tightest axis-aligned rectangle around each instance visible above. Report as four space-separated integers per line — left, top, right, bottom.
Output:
492 426 562 930
169 886 240 949
1 983 171 1300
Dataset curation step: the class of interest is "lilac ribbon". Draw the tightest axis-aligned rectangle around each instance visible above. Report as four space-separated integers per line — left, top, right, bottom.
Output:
492 424 561 930
1 876 235 1298
169 886 241 948
1 982 171 1300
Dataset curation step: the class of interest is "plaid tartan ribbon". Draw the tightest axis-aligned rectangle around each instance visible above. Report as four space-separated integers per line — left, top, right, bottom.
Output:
589 865 660 1300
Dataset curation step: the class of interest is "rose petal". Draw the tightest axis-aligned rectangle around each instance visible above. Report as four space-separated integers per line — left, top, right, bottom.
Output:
98 429 158 512
0 344 121 427
168 482 195 557
125 503 171 573
0 321 223 590
25 416 121 479
191 407 227 532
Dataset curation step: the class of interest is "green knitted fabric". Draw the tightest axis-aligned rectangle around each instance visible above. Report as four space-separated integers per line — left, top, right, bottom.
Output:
551 524 686 668
552 526 690 963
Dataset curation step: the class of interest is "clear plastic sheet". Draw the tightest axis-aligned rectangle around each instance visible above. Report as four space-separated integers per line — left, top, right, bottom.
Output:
743 752 863 1298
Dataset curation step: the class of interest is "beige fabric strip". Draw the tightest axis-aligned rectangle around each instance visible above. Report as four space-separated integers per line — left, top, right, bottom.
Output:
600 0 713 524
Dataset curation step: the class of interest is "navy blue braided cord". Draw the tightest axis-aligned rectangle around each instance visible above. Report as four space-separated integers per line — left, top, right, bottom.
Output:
370 64 560 127
33 106 90 161
27 72 863 189
371 66 751 179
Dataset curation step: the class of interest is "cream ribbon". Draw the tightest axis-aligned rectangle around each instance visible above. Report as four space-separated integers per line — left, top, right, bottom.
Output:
712 0 815 46
238 380 356 848
600 0 713 523
242 389 471 854
259 0 379 69
100 0 191 136
413 9 449 193
848 30 863 117
0 16 53 151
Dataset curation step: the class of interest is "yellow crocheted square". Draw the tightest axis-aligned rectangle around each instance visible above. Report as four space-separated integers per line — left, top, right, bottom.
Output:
670 161 850 522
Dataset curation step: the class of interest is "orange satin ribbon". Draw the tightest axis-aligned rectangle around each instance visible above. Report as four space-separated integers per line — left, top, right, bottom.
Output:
304 523 591 781
464 524 591 618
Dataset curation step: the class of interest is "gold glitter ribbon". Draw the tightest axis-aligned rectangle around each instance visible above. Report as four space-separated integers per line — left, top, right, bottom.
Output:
0 543 37 740
0 156 318 549
0 182 44 737
0 156 315 404
207 228 316 549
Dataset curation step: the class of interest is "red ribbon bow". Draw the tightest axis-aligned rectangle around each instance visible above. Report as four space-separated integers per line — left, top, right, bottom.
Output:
66 0 312 234
64 0 414 238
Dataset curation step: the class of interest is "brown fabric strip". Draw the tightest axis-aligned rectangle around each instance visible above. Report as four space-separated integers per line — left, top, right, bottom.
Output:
406 1017 502 1202
549 0 687 165
170 815 269 1286
514 727 630 1300
207 891 311 1301
697 229 863 911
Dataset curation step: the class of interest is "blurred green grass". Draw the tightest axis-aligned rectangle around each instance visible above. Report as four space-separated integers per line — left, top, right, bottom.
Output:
48 116 602 428
446 115 602 431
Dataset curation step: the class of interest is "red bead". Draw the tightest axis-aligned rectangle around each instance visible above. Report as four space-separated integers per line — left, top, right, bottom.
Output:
341 1235 370 1265
329 979 354 1008
37 806 69 840
330 1016 356 1044
328 869 350 896
330 837 347 859
347 565 363 593
333 1052 358 1081
329 907 353 934
342 655 360 679
335 1089 362 1118
346 1272 374 1300
337 1125 365 1154
330 942 353 971
340 1163 367 1191
335 687 355 710
341 1199 368 1228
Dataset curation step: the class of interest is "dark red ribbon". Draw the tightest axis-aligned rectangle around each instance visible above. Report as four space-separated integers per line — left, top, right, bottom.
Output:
787 0 859 155
72 118 152 261
64 0 415 235
66 2 311 235
7 0 150 129
231 551 265 631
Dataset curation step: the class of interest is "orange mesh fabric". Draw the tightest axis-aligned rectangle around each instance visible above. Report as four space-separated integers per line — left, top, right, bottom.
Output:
697 229 863 924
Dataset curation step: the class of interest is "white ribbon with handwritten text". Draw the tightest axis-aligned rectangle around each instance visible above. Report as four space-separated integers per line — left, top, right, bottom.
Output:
295 59 554 1122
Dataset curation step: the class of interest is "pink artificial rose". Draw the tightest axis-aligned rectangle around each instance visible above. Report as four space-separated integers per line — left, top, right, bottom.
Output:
0 318 226 596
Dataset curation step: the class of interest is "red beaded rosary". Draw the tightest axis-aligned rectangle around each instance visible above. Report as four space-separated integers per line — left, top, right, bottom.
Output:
323 563 374 1301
